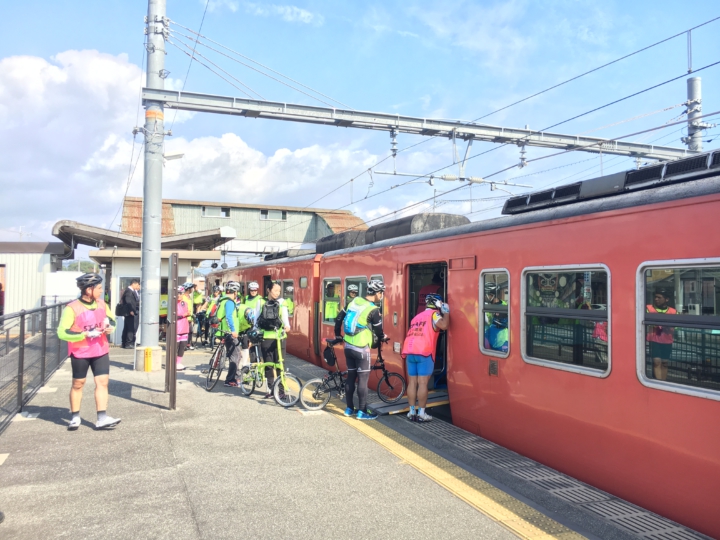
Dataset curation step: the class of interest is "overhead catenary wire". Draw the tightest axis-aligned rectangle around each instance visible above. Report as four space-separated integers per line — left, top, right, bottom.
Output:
170 0 210 131
168 20 353 110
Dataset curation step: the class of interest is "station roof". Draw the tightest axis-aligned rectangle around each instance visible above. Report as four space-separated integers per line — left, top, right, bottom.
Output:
88 249 221 266
0 242 71 255
52 220 237 251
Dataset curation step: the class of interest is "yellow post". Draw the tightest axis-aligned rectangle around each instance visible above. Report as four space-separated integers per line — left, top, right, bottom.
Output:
144 347 152 372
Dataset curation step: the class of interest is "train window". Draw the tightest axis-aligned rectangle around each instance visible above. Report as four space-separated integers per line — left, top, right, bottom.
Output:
300 276 308 289
638 262 720 399
283 280 295 317
480 270 510 358
345 277 367 309
322 278 341 324
522 267 610 377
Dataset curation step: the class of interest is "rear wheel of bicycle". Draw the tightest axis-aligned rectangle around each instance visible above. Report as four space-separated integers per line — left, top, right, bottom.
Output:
273 373 302 407
238 366 256 396
205 345 226 391
377 372 406 403
299 378 331 411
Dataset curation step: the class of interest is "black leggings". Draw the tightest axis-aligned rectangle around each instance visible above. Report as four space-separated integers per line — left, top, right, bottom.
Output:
261 338 281 389
344 347 371 412
177 341 187 358
71 354 110 379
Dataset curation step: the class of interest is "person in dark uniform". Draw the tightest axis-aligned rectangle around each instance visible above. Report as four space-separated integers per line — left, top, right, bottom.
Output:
121 279 140 349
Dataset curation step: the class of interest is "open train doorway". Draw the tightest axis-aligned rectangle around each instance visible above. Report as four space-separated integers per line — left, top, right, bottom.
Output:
407 262 451 421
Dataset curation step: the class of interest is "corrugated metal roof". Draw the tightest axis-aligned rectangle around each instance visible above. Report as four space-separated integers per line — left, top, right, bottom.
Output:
121 199 175 236
316 212 368 233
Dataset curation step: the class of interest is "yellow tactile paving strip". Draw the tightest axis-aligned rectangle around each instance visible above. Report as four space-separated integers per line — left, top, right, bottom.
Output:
327 403 586 540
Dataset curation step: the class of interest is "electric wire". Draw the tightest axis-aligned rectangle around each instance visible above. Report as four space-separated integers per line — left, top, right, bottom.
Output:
170 0 210 131
168 20 353 109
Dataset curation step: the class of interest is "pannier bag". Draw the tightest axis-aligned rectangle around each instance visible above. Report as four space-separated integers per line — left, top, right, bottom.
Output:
323 344 337 366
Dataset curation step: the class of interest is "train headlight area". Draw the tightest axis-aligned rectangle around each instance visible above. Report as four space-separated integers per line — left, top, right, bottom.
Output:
207 153 720 539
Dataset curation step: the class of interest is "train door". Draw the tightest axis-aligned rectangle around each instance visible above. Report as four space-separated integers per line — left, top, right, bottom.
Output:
407 262 450 418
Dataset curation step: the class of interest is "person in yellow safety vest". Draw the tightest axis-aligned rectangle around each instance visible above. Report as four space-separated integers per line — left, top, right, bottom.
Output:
334 279 388 421
201 285 222 347
284 285 295 316
215 281 254 387
57 273 121 431
244 281 263 320
181 282 197 350
324 282 340 321
259 281 290 399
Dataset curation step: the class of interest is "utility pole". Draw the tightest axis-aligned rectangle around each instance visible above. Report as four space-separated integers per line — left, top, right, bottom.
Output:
684 77 705 152
138 0 167 370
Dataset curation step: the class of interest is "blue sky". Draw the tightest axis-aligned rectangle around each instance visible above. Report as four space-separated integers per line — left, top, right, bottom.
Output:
0 0 718 247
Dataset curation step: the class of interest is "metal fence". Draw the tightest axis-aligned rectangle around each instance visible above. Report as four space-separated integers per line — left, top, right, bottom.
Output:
0 302 70 435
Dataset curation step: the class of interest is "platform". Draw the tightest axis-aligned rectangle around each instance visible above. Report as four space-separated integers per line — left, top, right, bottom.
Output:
0 347 710 540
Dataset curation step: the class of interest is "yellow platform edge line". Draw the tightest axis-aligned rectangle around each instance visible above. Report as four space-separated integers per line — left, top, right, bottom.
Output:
327 403 585 540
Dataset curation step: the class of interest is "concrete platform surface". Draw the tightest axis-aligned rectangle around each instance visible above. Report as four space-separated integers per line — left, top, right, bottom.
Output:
0 349 520 540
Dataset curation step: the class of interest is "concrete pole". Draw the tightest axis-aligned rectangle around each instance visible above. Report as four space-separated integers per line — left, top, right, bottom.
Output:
686 77 702 152
138 0 167 369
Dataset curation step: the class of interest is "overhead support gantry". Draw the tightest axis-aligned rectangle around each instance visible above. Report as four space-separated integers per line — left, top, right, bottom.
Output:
142 87 696 162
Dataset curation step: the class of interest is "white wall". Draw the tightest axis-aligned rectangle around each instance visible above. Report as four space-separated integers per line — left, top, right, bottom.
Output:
0 252 52 314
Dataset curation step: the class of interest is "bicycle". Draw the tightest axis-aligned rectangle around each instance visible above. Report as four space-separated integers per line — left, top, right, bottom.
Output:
373 340 406 404
238 330 302 407
204 333 228 391
300 338 347 410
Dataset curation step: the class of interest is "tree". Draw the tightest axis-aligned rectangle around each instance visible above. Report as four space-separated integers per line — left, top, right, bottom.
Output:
62 261 97 272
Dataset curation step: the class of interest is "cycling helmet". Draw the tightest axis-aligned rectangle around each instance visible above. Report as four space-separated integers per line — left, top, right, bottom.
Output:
212 285 221 293
225 281 241 293
248 281 259 290
182 282 195 290
425 293 443 310
76 273 103 290
367 279 386 294
285 286 294 292
244 308 256 325
484 282 498 294
176 285 185 293
347 284 359 293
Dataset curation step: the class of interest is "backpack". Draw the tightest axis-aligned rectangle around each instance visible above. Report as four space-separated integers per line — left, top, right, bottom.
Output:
207 298 223 326
343 300 369 336
257 300 282 331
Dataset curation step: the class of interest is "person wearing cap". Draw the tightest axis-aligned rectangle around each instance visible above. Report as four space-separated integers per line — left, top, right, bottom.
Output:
334 279 387 420
345 284 359 310
647 287 677 380
401 293 449 422
58 273 121 430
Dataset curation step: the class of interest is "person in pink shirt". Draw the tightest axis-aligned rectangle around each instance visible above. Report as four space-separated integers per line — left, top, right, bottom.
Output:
175 285 191 371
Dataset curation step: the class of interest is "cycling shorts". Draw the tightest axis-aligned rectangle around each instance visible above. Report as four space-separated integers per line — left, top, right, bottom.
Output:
406 354 434 377
71 354 110 379
344 346 371 373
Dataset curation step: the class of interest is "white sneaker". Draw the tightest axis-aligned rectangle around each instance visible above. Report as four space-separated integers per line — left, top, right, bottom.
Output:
416 411 432 422
96 416 122 429
67 417 81 431
407 410 417 421
176 363 186 371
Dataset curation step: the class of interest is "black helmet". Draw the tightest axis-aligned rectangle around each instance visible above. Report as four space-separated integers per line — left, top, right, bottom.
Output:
425 293 443 310
76 273 103 290
367 279 386 294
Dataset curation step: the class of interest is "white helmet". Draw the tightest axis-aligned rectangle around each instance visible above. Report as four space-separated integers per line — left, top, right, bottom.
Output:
348 285 359 293
248 281 259 290
285 286 294 292
367 279 385 294
225 281 241 293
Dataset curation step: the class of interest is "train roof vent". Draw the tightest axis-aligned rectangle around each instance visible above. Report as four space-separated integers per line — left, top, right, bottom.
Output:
503 183 581 215
553 183 582 201
625 164 664 189
664 154 709 178
263 248 315 261
502 195 530 214
364 213 470 244
316 229 366 254
711 151 720 168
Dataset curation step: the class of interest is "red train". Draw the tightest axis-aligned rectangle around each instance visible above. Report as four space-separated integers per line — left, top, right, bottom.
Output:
210 151 720 537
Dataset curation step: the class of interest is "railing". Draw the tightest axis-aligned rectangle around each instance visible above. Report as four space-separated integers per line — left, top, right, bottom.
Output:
0 302 70 435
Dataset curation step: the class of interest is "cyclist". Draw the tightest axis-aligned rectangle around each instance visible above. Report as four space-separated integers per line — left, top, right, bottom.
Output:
58 273 121 430
334 279 387 420
258 281 290 399
401 293 449 422
284 285 295 316
192 285 205 345
175 285 191 372
201 285 222 347
181 282 197 350
483 282 508 353
345 284 359 309
217 281 252 387
245 281 263 321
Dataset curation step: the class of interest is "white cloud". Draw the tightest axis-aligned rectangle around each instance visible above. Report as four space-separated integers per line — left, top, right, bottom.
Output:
206 0 239 13
245 3 324 25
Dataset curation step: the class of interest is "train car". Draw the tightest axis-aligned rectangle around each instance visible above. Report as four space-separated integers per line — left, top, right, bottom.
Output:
209 151 720 537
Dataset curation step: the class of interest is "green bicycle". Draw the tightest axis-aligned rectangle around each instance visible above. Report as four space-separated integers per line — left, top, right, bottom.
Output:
238 331 302 407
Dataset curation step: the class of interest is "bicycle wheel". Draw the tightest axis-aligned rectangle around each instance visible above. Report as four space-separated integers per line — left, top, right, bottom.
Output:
238 365 256 396
273 372 302 407
299 378 331 411
205 345 226 391
377 372 406 403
